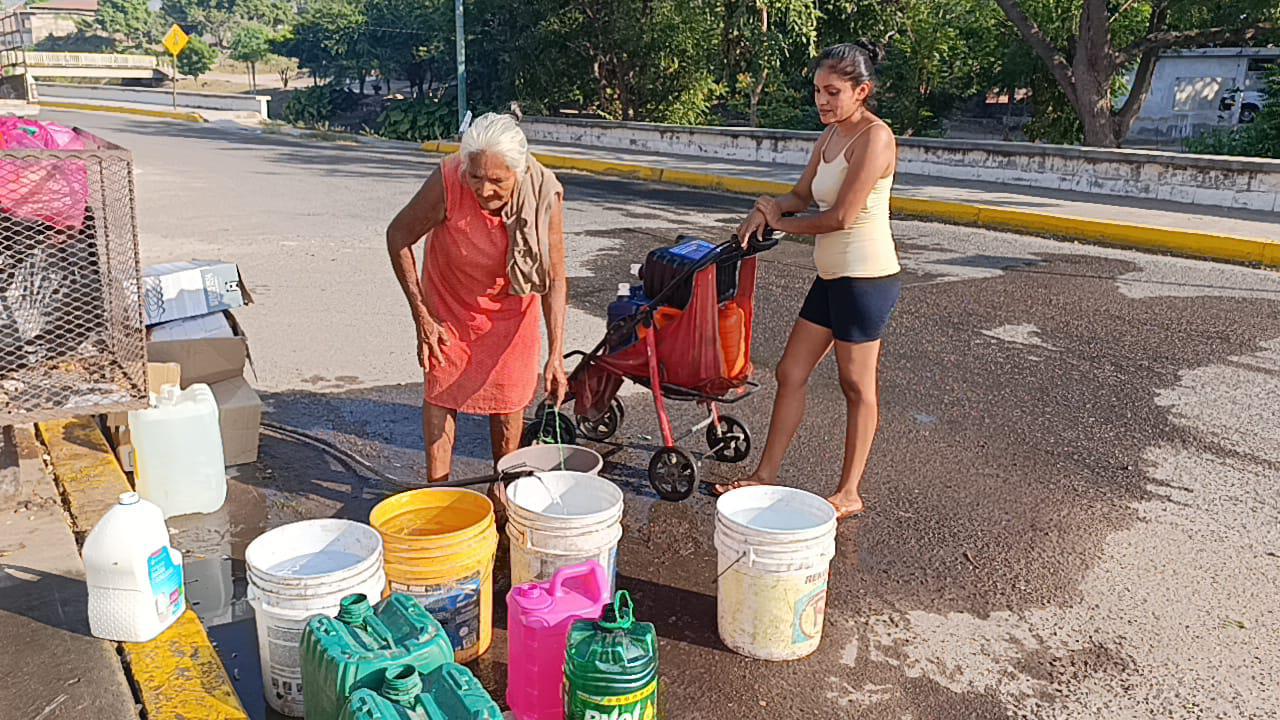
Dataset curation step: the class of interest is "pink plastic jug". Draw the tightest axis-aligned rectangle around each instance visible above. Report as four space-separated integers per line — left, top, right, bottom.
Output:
506 561 610 720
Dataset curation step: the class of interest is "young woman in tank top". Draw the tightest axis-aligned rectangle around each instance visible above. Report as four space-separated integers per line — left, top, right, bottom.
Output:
717 43 900 521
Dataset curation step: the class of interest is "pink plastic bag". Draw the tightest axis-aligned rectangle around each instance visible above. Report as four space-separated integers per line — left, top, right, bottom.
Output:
0 118 90 230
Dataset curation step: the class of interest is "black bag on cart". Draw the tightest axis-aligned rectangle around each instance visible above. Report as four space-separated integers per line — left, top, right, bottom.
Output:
641 235 740 310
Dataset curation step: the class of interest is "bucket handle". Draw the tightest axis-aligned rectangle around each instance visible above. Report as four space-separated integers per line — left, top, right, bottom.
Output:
716 547 755 579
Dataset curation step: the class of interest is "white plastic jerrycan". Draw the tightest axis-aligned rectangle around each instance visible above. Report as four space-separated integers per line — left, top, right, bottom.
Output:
83 492 186 642
128 383 227 518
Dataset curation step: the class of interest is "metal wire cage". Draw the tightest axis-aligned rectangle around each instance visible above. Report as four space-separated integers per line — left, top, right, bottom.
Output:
0 132 147 425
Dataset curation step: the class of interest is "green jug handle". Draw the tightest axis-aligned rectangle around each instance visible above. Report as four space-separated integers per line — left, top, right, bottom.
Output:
599 590 634 631
361 614 397 648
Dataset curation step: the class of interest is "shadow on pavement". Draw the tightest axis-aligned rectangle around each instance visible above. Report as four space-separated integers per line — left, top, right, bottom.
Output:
0 565 93 637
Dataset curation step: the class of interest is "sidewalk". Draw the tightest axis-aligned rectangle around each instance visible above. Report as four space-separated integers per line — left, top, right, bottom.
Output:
425 138 1279 266
0 427 137 720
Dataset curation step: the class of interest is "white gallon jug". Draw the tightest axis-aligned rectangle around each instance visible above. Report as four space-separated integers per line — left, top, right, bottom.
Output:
83 492 186 642
129 383 226 518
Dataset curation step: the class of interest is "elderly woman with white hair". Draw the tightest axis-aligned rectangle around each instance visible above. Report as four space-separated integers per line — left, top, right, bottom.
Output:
387 113 568 490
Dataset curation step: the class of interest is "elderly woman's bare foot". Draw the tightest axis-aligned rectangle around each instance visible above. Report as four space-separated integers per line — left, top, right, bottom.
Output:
827 493 865 521
712 471 775 496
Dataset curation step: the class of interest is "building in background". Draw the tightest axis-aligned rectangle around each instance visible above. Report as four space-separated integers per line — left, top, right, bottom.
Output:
0 0 98 49
1126 47 1277 145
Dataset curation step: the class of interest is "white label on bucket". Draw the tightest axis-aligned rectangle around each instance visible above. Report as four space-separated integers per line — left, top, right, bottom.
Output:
267 624 304 671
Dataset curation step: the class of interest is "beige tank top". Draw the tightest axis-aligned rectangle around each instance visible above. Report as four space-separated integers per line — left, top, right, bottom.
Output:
810 123 899 279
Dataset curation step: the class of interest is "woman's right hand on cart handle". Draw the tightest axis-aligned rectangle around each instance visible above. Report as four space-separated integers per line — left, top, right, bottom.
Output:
415 310 451 369
737 207 769 246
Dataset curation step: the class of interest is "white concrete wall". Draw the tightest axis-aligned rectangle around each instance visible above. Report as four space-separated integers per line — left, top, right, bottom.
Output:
521 117 1280 213
35 82 270 118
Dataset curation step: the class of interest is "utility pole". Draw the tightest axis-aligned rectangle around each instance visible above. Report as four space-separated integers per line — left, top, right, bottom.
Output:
455 0 467 130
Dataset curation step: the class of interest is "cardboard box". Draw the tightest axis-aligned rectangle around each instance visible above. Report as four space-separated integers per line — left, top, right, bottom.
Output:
142 261 250 326
106 362 182 428
146 311 250 386
149 312 235 342
210 375 263 466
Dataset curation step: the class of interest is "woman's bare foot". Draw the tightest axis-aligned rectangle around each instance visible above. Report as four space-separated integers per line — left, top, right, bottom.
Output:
827 493 865 521
712 471 775 497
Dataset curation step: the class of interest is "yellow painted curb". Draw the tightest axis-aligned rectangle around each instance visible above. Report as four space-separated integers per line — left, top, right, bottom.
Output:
418 141 1279 268
38 418 131 535
124 611 250 720
40 101 207 123
38 417 249 720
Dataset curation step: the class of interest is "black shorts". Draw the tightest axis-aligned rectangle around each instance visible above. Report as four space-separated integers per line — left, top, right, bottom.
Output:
799 274 901 344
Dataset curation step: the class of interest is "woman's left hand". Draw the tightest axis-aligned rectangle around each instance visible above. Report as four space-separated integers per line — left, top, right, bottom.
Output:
755 196 783 226
543 359 568 408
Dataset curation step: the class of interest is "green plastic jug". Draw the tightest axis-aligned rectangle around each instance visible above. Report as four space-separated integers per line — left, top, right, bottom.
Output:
338 663 503 720
301 593 455 720
564 591 660 720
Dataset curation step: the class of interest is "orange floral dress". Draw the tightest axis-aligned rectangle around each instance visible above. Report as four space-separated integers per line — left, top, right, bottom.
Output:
421 155 542 414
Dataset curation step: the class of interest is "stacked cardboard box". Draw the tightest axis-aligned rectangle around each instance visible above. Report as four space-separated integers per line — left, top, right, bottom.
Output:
109 261 264 470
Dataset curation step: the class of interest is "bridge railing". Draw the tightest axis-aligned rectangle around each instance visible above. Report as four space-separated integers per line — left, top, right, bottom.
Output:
25 52 173 72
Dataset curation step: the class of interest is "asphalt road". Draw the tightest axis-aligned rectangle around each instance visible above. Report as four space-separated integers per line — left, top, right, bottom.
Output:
45 110 1280 720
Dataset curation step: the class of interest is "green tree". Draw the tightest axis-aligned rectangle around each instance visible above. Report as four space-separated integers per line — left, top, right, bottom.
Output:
177 35 219 81
722 0 818 127
365 0 448 98
92 0 162 49
276 0 372 88
230 22 273 91
235 0 297 30
520 0 722 122
993 0 1280 146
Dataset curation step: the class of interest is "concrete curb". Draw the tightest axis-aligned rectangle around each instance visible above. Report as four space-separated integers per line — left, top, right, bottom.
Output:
420 140 1280 268
37 418 249 720
38 101 207 123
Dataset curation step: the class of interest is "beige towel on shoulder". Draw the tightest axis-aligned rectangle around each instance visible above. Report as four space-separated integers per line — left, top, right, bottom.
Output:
501 156 563 297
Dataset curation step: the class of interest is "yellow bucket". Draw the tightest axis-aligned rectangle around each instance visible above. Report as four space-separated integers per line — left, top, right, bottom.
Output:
369 488 499 663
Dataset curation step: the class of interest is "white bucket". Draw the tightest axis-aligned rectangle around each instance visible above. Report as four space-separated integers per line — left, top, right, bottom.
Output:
505 471 624 590
245 519 386 717
714 486 837 661
498 444 604 476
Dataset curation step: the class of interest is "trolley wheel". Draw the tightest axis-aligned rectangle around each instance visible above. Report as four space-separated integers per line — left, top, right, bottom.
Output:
648 448 698 501
521 407 577 447
576 398 625 442
706 415 751 464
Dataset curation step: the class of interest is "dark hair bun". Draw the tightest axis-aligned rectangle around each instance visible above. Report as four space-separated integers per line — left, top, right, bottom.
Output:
853 39 885 66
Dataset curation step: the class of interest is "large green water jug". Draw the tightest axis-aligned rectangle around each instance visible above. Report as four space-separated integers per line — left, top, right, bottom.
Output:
563 591 660 720
338 663 503 720
301 593 455 720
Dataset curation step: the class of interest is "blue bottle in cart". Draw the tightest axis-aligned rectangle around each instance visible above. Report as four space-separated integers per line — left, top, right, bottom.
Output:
606 282 648 351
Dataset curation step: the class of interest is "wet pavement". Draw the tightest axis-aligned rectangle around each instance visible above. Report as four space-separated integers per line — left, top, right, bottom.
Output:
45 109 1280 718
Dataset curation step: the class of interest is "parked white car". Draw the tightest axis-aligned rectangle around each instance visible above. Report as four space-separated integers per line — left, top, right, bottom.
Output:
1219 88 1268 123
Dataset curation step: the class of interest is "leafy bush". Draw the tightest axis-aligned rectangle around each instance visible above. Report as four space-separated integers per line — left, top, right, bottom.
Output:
377 99 454 142
281 85 360 126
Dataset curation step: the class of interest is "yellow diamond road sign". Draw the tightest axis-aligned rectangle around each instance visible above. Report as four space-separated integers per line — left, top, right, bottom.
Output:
163 24 190 56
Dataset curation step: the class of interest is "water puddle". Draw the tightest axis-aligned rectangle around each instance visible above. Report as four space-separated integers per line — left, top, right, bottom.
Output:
168 466 284 720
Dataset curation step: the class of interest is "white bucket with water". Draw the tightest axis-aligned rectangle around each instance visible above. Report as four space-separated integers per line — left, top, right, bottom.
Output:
498 444 603 476
245 519 386 717
505 471 624 591
714 486 837 661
